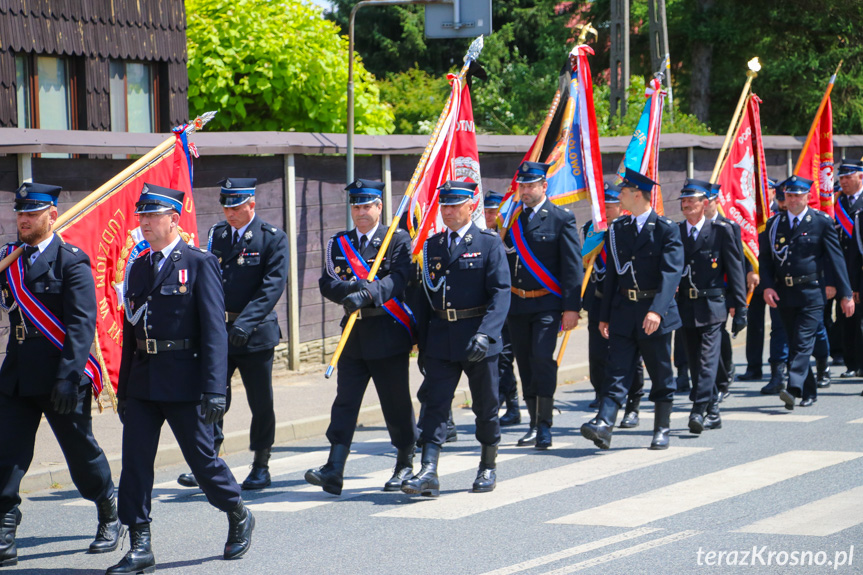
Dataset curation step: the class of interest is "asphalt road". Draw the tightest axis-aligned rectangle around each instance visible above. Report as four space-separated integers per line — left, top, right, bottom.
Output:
12 361 863 575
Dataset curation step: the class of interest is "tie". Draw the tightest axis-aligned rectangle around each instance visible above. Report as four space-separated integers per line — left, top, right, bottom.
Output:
149 252 164 284
524 207 534 221
233 230 240 246
22 245 38 271
792 216 799 230
359 235 368 250
689 226 697 241
449 231 460 256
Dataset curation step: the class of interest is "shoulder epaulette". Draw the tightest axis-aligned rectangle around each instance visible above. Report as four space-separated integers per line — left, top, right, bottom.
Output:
713 219 728 226
59 243 80 254
815 209 831 219
188 245 206 253
481 228 497 236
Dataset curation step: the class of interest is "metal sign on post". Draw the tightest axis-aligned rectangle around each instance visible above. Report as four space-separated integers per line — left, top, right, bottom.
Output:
424 0 491 38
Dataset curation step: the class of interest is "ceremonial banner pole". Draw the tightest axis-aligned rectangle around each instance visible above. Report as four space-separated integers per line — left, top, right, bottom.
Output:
0 112 217 273
794 60 843 172
710 58 760 184
325 36 485 379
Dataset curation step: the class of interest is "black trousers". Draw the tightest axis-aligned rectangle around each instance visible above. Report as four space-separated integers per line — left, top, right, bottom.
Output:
673 329 689 373
214 348 276 452
327 353 417 450
589 315 644 401
508 311 561 399
418 355 500 447
715 326 733 393
0 385 114 515
842 307 862 371
604 331 676 408
745 293 766 373
683 323 723 406
498 324 518 398
118 398 242 526
778 305 821 401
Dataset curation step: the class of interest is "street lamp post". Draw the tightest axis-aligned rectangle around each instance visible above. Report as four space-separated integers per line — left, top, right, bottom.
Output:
346 0 452 228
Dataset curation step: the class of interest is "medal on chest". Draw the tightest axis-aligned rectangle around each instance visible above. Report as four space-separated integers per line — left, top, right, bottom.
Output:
178 269 188 293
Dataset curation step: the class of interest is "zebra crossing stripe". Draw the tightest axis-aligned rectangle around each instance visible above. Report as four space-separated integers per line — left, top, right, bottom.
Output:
474 527 661 575
375 446 708 520
549 450 862 527
736 484 863 536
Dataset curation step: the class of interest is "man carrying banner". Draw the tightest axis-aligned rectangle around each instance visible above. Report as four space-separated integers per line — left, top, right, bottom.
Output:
760 176 854 410
581 168 683 451
504 161 582 450
676 179 746 433
0 183 122 567
307 179 418 496
834 160 863 378
484 191 520 426
110 184 253 574
177 178 288 491
403 181 510 496
582 183 644 426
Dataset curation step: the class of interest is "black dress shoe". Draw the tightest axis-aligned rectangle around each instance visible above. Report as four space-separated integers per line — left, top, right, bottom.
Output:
799 397 817 407
242 449 272 490
517 427 537 446
224 501 255 560
688 413 704 435
779 389 795 411
840 370 857 378
580 420 613 450
535 422 552 450
737 370 763 381
177 473 199 488
619 410 640 429
106 523 155 575
88 497 125 554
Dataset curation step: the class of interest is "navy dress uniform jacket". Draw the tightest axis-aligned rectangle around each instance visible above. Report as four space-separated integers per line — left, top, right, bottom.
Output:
504 201 583 314
208 216 288 354
677 219 747 327
759 209 852 307
600 211 684 337
319 226 414 360
0 236 97 395
418 224 511 361
118 241 228 403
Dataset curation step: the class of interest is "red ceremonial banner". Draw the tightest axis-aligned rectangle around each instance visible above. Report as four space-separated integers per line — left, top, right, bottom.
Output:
58 135 198 392
717 95 770 271
794 71 837 217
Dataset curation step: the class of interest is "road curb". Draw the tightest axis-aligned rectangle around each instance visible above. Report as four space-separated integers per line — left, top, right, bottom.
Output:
21 362 589 494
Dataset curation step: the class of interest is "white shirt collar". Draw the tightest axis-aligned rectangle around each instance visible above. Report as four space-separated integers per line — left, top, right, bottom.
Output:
687 216 706 236
447 221 473 243
26 234 55 263
231 217 254 241
527 196 547 215
633 207 652 232
788 206 808 222
152 234 183 269
355 223 379 245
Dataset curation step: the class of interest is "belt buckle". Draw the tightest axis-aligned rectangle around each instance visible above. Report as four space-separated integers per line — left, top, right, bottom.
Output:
225 311 230 323
517 288 527 298
689 288 699 299
627 289 638 302
785 276 794 287
355 309 363 320
145 339 158 354
15 325 25 341
446 309 458 322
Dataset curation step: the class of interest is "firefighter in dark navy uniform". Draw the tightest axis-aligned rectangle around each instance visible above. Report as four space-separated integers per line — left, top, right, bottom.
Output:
306 179 418 496
0 183 122 567
581 168 684 451
583 183 645 427
834 160 863 378
109 184 253 574
760 175 854 410
177 177 288 491
483 191 520 426
504 161 582 450
676 179 746 434
402 180 510 496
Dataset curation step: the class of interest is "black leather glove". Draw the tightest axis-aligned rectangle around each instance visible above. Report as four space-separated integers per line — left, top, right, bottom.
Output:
348 280 368 293
228 325 251 347
341 289 373 314
417 351 426 376
50 379 79 415
466 333 490 363
117 398 127 425
731 306 748 337
200 393 227 425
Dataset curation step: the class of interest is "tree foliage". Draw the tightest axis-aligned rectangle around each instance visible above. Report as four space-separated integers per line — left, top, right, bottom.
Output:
186 0 394 134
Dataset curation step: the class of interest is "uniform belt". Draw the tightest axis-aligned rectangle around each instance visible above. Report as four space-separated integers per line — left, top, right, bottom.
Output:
687 287 726 299
783 273 818 287
225 311 241 323
14 324 43 341
511 287 550 299
621 288 657 302
136 338 197 354
353 307 387 319
434 306 488 322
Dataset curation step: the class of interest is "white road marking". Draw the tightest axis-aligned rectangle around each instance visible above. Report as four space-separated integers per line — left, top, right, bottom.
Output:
737 484 863 536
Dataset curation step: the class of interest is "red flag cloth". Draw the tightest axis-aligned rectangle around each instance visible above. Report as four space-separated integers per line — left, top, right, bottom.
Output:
409 75 482 259
796 96 835 216
58 134 199 392
717 95 770 271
